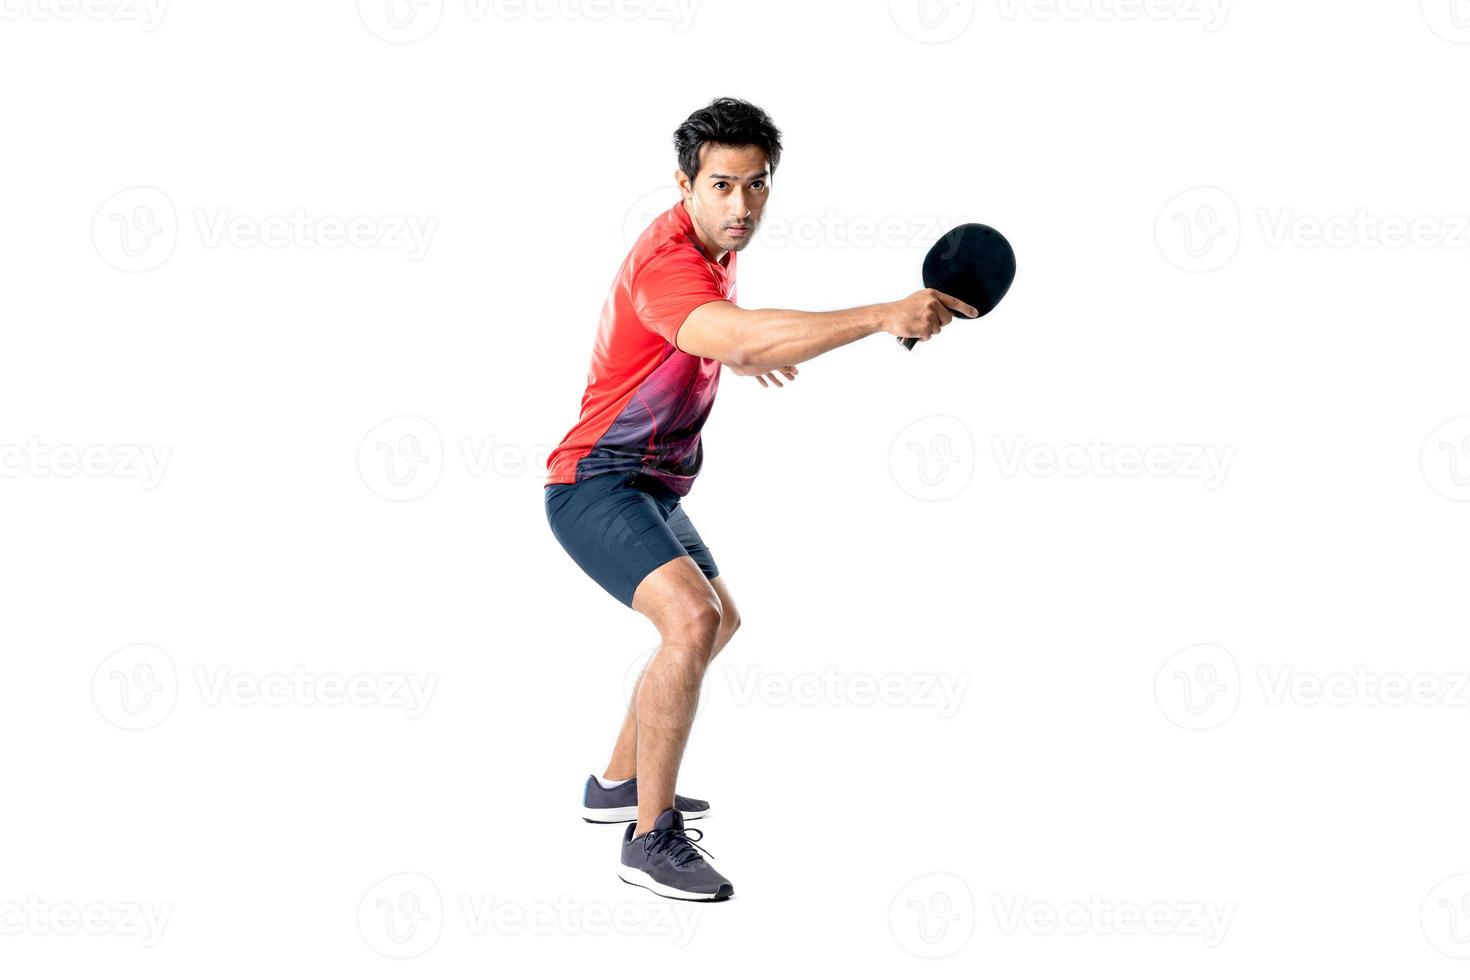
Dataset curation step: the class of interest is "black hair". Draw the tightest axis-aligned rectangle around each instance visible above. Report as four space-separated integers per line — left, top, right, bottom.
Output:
673 97 783 183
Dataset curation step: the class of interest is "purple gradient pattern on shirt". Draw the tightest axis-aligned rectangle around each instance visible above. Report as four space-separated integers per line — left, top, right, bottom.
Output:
574 346 721 496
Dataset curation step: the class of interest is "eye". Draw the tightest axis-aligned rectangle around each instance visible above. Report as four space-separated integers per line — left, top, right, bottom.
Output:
751 181 766 190
713 181 729 190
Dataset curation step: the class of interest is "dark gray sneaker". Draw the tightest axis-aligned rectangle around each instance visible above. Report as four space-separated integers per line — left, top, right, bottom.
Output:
581 775 711 824
619 808 733 901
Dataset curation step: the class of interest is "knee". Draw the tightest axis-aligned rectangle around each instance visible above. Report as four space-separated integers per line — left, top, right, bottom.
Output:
705 602 741 663
721 605 741 640
663 595 722 648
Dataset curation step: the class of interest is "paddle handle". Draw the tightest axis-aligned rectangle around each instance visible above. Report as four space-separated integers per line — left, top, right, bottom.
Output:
898 303 980 350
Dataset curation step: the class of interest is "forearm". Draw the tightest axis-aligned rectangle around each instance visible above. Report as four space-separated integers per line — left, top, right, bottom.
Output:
733 304 887 368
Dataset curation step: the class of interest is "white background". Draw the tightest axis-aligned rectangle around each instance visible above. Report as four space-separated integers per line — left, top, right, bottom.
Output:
4 0 1470 975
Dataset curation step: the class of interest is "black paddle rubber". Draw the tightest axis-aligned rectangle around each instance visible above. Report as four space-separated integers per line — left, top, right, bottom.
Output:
901 223 1016 350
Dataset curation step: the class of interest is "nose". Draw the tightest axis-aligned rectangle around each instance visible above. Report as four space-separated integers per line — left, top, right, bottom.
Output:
731 191 752 222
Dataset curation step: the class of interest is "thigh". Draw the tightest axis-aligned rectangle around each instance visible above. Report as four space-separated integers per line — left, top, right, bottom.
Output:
630 553 721 628
545 473 692 609
663 502 720 581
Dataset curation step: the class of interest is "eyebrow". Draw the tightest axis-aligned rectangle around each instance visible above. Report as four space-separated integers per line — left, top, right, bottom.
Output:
707 171 769 181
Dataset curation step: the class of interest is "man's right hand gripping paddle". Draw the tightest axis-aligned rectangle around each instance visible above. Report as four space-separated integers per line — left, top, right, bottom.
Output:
894 223 1017 350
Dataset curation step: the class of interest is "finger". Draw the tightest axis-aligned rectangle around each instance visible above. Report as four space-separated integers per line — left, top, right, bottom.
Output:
767 372 784 387
780 368 797 380
756 374 768 387
936 291 980 318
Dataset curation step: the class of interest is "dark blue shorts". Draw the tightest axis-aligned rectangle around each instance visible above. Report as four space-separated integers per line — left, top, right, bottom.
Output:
544 471 720 608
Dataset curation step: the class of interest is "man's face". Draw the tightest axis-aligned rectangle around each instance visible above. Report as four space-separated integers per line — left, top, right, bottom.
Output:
677 143 770 257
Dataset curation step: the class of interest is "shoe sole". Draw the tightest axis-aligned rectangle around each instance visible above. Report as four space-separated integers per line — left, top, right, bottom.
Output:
582 805 710 824
617 867 733 901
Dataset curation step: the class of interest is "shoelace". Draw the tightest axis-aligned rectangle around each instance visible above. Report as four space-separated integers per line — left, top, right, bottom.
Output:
642 826 716 868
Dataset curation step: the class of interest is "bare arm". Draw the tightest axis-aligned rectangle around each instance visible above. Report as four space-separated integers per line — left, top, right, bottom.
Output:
674 290 979 370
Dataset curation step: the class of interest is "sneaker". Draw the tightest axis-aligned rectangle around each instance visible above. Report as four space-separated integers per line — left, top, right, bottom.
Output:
581 775 711 824
619 808 733 901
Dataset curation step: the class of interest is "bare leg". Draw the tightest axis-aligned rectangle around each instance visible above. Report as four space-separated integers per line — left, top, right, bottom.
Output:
625 557 725 837
603 575 741 781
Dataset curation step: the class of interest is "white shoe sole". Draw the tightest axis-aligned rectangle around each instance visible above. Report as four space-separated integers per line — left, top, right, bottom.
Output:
582 805 710 823
617 866 732 901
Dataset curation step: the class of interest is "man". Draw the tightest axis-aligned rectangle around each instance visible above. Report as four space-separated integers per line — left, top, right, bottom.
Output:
544 97 976 902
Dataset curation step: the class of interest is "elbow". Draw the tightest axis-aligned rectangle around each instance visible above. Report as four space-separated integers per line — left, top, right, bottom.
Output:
722 346 753 371
722 317 758 369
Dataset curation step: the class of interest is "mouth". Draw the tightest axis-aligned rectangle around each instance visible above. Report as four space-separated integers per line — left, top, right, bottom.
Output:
727 226 750 238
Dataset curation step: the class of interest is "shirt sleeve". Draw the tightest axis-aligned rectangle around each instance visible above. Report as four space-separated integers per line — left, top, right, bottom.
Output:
631 245 728 351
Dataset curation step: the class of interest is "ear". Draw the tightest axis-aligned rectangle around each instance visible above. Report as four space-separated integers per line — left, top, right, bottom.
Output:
674 169 693 199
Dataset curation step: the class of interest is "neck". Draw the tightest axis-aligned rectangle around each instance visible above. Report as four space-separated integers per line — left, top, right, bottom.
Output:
682 200 727 265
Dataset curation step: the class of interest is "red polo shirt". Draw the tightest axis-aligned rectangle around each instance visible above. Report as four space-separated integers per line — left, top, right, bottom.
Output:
544 199 737 496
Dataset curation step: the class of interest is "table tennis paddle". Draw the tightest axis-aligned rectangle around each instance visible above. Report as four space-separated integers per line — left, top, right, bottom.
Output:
900 223 1016 350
